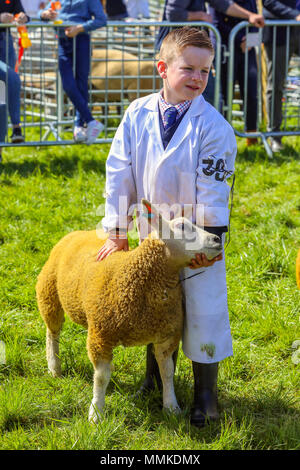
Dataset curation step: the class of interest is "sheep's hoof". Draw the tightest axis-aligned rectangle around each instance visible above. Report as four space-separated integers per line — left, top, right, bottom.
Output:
48 366 62 378
173 406 182 415
88 403 103 425
163 404 182 415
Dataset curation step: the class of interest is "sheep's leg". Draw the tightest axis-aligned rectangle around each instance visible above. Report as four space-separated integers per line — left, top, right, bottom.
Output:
46 328 62 377
36 269 64 378
154 342 181 413
88 359 112 424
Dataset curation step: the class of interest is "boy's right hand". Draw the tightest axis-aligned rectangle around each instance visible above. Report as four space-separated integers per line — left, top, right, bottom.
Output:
97 235 129 261
41 9 58 20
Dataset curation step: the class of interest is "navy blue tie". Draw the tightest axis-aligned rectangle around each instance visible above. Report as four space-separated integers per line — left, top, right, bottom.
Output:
164 107 178 130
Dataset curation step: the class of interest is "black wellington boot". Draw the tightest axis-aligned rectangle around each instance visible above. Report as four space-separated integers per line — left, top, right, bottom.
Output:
190 362 219 428
137 344 178 395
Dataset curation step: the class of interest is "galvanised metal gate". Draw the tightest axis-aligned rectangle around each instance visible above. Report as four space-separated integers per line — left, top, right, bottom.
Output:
0 20 221 148
1 18 299 155
225 20 300 157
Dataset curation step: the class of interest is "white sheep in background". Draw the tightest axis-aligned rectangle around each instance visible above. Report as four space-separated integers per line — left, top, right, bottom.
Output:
36 200 222 423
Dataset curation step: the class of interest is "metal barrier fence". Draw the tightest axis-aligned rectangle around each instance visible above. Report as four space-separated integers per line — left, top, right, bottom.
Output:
148 0 165 19
0 20 221 148
226 20 300 157
0 19 299 155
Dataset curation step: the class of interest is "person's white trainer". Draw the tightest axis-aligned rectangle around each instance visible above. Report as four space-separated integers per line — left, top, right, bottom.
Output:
74 126 87 143
269 137 284 153
86 120 104 145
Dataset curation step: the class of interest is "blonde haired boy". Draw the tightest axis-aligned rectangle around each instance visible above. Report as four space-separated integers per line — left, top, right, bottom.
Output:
98 27 237 427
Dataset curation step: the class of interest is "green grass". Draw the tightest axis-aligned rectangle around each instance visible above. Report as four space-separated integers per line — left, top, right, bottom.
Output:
0 135 299 450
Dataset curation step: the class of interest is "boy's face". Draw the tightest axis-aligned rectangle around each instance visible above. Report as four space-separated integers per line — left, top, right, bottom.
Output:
157 46 213 104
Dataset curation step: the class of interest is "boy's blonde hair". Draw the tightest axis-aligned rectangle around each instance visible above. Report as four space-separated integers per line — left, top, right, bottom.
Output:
159 27 215 64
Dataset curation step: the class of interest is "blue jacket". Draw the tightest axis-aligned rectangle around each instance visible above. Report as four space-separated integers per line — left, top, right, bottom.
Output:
262 0 299 44
162 0 232 21
156 0 232 49
40 0 107 33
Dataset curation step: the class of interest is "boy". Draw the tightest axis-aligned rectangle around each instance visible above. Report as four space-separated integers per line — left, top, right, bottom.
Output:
40 0 106 144
97 27 237 427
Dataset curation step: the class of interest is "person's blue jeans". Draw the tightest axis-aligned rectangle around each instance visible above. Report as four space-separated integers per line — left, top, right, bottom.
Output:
0 32 21 143
58 33 93 127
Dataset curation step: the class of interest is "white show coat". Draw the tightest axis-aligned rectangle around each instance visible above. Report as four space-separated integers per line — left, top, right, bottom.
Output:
102 92 237 363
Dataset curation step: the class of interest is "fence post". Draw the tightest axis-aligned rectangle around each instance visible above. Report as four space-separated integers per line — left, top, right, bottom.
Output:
257 0 268 125
227 20 300 156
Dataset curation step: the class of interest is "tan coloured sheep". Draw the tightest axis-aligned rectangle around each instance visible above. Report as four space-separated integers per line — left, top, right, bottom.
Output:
91 49 161 103
36 200 222 423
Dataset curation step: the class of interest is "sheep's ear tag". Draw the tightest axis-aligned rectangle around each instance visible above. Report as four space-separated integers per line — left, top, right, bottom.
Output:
143 202 154 219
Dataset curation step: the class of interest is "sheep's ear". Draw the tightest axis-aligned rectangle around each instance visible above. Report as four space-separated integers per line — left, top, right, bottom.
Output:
141 199 153 216
141 199 164 237
141 199 159 223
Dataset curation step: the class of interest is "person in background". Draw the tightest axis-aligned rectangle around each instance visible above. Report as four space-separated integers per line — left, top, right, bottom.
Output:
156 0 265 49
210 0 260 146
40 1 107 145
0 0 29 161
262 0 300 152
156 0 264 107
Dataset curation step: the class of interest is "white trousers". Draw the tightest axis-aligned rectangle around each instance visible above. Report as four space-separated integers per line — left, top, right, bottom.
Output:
180 253 233 364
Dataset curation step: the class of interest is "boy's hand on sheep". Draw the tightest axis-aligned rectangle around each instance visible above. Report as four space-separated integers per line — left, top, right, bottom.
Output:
97 236 129 261
189 252 223 269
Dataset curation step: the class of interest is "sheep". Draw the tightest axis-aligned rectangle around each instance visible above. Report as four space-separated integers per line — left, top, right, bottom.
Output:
91 49 161 104
36 199 222 423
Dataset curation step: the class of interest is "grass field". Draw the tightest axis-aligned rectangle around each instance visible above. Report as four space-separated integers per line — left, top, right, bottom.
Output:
0 135 299 451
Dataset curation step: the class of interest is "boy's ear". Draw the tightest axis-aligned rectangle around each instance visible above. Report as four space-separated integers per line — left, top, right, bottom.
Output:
157 60 167 79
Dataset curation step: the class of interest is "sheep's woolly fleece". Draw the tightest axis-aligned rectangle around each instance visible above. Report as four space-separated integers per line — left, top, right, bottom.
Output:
36 230 183 365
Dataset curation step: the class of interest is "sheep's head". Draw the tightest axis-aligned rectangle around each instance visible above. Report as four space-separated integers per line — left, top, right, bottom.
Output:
141 199 223 267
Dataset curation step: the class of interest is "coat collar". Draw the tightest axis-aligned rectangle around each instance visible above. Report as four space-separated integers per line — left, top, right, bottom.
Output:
144 92 207 117
144 92 206 163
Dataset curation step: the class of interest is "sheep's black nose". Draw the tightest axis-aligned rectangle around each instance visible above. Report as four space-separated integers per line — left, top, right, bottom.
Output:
213 235 220 243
